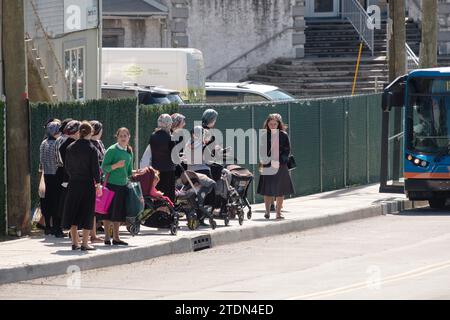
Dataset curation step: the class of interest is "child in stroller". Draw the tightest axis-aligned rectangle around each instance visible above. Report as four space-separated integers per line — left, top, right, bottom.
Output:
126 166 179 236
175 168 217 230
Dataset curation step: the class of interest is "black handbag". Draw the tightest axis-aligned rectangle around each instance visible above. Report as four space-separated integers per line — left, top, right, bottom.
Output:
287 154 297 170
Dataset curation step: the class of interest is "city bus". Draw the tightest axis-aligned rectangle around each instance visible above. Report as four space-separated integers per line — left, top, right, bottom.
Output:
382 67 450 208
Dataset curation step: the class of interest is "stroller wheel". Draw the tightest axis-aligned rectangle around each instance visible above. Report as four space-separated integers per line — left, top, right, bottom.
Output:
129 223 140 236
170 224 178 235
247 210 252 220
210 219 217 230
224 216 230 226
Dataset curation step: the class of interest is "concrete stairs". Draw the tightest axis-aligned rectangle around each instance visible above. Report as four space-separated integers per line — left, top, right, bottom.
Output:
247 19 450 98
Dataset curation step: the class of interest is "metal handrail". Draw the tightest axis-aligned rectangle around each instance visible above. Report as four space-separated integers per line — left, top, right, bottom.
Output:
29 0 74 100
207 27 293 80
25 32 58 102
406 42 420 71
342 0 375 56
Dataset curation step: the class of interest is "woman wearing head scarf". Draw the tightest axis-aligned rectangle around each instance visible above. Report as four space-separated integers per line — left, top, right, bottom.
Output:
89 120 106 243
63 122 102 251
202 109 218 130
56 120 81 230
149 114 176 201
90 120 106 165
39 120 64 237
171 113 186 178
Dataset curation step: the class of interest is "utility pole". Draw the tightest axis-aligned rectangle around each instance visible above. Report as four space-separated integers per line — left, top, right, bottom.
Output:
388 0 406 184
2 0 31 236
420 0 438 68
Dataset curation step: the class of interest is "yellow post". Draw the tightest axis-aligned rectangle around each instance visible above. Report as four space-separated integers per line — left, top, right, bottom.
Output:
352 42 364 96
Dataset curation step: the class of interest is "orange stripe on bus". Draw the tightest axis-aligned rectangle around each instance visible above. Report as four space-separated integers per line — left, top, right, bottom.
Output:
404 172 450 179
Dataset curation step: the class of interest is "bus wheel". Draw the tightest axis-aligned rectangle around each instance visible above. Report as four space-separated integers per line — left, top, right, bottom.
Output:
429 198 447 209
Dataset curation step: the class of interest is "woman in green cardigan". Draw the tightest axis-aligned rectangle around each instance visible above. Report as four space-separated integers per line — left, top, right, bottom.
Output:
101 127 133 246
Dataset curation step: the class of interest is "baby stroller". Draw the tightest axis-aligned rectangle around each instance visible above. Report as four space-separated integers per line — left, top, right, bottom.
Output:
226 164 254 220
209 162 246 226
175 168 217 230
126 167 179 236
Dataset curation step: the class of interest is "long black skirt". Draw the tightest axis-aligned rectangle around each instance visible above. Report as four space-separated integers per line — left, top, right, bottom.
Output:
41 174 60 227
62 180 95 230
156 170 175 202
105 183 128 223
257 164 294 197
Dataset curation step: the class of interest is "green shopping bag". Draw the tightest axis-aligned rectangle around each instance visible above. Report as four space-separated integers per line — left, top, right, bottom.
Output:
126 181 144 218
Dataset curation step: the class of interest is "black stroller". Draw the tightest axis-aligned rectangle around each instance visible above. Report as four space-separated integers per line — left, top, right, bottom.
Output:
175 169 217 230
226 164 254 220
209 163 246 226
126 167 179 236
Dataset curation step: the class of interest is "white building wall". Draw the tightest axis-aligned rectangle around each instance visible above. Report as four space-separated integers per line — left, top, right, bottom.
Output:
185 0 296 81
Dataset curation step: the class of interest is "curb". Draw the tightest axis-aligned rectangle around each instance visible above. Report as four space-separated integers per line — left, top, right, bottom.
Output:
0 198 428 285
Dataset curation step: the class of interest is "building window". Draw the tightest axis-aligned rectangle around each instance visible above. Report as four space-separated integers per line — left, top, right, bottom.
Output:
64 47 85 100
103 28 125 47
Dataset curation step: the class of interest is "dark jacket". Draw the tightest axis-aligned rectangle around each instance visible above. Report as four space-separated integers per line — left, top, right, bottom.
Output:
261 130 291 167
149 129 175 172
65 139 101 183
56 137 76 184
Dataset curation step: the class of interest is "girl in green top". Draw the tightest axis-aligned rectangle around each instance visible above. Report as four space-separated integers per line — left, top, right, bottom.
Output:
101 127 133 246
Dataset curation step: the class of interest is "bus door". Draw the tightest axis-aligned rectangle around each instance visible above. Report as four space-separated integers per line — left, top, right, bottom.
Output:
380 75 407 193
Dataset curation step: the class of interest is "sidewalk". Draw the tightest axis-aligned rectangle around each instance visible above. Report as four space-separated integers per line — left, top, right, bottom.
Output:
0 184 426 285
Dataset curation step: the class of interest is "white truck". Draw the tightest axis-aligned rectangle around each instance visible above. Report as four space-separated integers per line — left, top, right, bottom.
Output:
102 48 205 103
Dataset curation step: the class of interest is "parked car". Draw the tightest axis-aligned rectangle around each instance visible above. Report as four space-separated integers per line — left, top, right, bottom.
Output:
205 82 296 103
101 84 184 105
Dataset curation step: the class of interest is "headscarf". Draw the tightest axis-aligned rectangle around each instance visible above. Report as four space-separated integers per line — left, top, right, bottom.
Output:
171 113 186 130
59 118 73 134
46 121 61 139
90 120 103 136
64 120 81 135
202 109 218 128
157 114 173 131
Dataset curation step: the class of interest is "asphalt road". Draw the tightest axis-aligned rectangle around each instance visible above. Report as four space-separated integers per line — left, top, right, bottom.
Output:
2 207 450 300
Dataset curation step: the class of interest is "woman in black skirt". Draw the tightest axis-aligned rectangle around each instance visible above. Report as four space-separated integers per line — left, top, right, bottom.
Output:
63 122 102 251
257 114 294 220
149 114 176 201
56 120 80 229
89 120 106 243
101 128 134 246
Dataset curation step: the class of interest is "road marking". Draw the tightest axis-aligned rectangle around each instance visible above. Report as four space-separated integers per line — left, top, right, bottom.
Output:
287 259 450 300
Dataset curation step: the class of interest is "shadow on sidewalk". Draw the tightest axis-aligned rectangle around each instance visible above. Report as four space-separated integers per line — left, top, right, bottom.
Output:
394 207 450 216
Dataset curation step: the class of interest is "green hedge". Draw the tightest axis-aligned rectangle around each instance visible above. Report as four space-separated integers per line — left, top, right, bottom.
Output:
30 98 137 207
29 99 178 208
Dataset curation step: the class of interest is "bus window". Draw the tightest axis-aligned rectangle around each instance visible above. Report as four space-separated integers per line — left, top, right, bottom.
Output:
406 78 450 154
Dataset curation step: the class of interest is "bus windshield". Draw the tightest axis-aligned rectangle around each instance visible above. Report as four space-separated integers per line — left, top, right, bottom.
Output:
406 78 450 154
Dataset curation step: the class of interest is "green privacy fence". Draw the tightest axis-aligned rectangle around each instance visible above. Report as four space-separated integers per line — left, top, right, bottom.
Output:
24 93 382 212
179 94 383 203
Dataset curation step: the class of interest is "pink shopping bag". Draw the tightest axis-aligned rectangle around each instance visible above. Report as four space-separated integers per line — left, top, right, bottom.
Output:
95 174 115 215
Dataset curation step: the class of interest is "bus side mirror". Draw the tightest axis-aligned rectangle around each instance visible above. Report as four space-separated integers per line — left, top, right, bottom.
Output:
381 75 407 112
